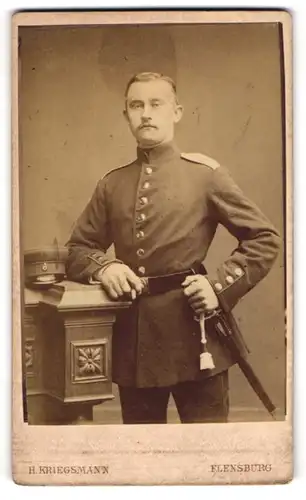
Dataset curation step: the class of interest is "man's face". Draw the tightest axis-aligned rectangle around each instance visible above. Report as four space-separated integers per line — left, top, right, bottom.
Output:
124 79 183 147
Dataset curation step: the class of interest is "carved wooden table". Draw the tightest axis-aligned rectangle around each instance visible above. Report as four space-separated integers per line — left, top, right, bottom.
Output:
23 281 130 425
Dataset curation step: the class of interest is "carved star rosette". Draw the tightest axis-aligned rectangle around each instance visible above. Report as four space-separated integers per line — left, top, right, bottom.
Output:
71 340 107 383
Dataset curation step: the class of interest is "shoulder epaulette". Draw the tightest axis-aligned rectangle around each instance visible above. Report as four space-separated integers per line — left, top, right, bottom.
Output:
101 159 136 180
181 152 220 170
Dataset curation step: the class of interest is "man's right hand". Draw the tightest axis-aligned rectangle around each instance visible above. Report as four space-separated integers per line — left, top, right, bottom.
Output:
94 263 144 300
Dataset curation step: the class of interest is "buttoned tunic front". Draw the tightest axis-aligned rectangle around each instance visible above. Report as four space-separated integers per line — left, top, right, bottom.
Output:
66 142 280 388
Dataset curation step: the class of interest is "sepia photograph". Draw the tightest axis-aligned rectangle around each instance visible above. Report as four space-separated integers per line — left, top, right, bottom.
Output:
12 10 292 485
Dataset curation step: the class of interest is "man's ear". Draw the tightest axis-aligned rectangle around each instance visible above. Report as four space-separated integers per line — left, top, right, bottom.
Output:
123 108 128 121
174 104 184 124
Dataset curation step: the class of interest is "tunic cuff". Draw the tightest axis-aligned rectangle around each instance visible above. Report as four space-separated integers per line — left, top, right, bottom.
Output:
206 264 246 312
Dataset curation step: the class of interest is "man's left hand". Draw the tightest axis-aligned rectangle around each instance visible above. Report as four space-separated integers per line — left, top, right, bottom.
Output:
182 275 219 314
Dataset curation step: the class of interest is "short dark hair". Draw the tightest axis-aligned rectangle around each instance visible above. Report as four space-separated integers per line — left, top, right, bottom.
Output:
125 72 178 103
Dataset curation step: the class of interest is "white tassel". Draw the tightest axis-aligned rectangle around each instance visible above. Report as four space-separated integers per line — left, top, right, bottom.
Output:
200 351 215 370
199 313 215 370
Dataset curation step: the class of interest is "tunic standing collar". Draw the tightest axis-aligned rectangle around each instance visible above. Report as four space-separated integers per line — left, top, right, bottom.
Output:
137 140 180 164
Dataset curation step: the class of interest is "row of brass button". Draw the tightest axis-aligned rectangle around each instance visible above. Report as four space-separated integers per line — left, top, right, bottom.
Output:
136 166 154 275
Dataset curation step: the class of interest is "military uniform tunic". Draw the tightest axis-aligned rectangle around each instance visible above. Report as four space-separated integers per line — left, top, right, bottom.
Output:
66 141 280 388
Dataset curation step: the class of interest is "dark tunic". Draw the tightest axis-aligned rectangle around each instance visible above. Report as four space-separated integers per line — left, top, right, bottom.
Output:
66 141 280 388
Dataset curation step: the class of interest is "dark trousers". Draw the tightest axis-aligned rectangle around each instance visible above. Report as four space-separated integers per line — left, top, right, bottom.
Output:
119 371 229 424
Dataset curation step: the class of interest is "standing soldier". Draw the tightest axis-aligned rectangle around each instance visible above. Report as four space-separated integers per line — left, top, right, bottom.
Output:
66 72 280 424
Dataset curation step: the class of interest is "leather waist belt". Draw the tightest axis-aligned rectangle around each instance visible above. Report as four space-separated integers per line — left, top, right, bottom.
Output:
140 263 206 296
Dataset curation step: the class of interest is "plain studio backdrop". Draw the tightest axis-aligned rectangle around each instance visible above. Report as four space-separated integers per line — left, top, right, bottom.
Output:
19 23 285 422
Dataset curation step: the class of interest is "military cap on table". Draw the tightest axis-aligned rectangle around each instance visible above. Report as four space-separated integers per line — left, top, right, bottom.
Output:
24 245 68 289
